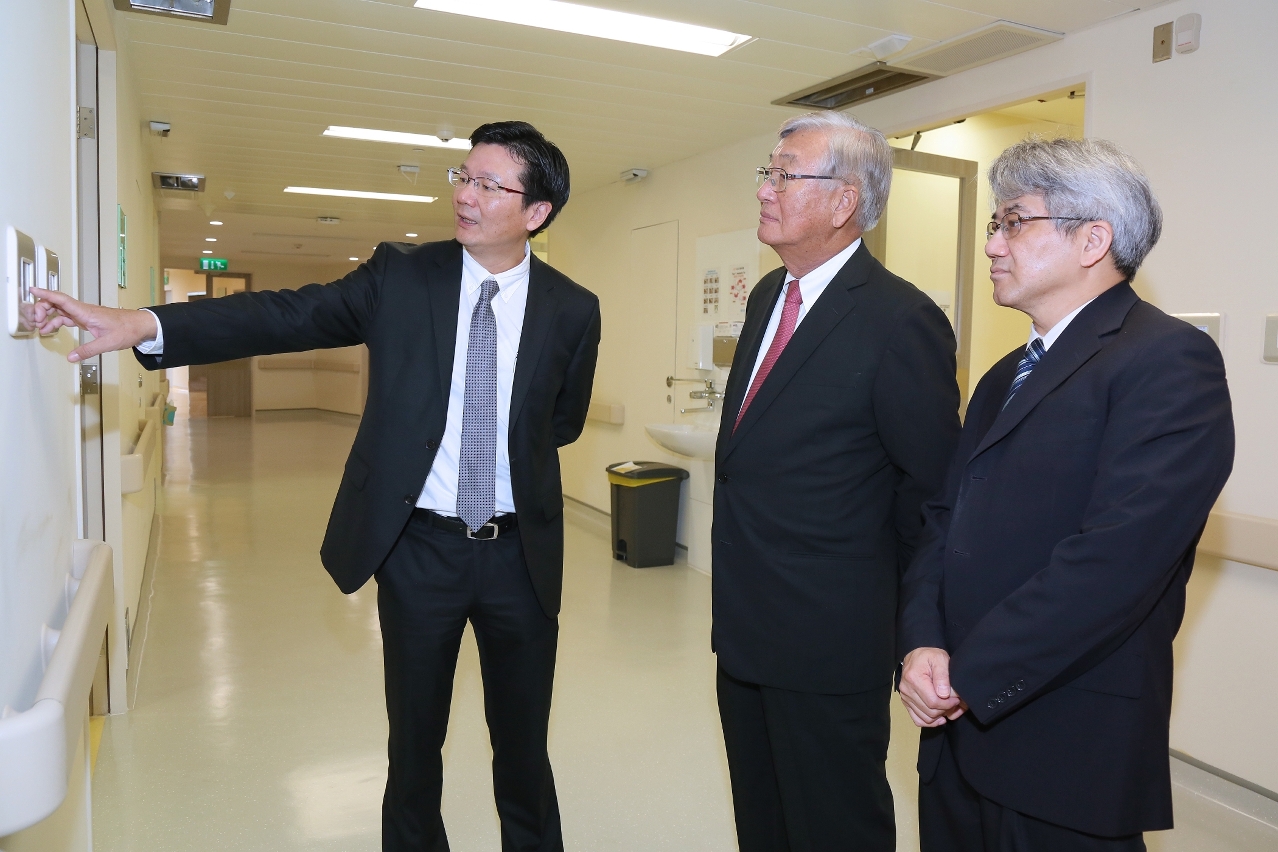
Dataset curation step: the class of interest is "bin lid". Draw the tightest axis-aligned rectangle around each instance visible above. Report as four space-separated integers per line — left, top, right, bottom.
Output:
605 461 690 481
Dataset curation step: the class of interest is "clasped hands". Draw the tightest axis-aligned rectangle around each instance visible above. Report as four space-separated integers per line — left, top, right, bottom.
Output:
28 288 158 362
899 647 968 728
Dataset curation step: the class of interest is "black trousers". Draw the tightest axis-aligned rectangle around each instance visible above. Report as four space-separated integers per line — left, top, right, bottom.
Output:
919 734 1146 852
717 666 896 852
376 513 562 852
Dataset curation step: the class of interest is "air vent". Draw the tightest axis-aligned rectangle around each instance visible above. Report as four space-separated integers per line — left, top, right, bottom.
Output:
152 172 206 192
773 62 936 111
895 22 1061 77
113 0 230 25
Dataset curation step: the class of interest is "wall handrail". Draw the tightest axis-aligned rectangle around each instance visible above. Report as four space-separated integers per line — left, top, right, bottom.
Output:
1200 510 1278 573
0 540 113 835
121 417 157 495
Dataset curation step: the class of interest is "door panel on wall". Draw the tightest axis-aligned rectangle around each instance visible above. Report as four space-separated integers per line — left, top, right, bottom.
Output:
77 35 104 542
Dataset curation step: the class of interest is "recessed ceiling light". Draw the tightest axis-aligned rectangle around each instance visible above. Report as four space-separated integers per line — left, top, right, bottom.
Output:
284 186 437 203
202 250 213 254
323 126 471 150
349 257 359 261
209 220 223 225
406 233 418 237
205 237 217 242
413 0 751 56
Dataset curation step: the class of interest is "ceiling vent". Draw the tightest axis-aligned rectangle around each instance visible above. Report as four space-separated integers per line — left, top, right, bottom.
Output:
773 62 937 111
113 0 230 25
152 172 206 192
895 21 1062 77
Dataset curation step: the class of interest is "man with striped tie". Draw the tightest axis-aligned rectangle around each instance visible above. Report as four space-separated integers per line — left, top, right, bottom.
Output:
712 111 962 851
898 138 1234 851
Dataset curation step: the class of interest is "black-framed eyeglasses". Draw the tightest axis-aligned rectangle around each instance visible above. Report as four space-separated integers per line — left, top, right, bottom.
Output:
986 212 1086 240
755 166 842 192
447 167 527 197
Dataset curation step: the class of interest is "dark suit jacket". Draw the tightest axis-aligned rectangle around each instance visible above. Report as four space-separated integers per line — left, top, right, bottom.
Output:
899 282 1234 836
712 243 961 694
137 240 601 616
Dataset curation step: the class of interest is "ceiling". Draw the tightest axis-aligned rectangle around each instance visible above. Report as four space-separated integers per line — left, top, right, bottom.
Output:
119 0 1163 267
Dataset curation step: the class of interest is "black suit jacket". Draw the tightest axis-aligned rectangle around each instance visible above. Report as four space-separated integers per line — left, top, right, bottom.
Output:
712 243 961 694
137 240 601 616
899 282 1234 836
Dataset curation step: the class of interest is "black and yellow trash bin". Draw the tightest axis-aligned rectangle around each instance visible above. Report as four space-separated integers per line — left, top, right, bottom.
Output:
606 461 689 567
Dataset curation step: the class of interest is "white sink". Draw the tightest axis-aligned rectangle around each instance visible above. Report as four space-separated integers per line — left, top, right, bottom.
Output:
644 423 718 460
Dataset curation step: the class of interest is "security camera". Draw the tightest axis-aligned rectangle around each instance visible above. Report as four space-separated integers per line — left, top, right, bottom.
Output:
437 130 454 143
149 121 171 137
620 168 649 184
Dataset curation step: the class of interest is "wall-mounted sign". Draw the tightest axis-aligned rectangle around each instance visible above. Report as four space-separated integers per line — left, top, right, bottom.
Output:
200 258 228 271
117 205 127 288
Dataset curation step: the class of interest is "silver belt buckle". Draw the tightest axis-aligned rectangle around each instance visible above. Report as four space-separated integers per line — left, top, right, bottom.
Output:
466 521 500 541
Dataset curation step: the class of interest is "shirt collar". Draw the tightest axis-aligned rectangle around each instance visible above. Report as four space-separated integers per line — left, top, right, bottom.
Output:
462 242 531 303
1031 296 1096 351
783 238 862 302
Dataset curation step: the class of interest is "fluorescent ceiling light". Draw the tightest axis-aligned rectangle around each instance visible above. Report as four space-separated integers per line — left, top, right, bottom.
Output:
205 237 217 242
209 220 223 225
405 232 418 237
284 187 437 203
323 126 471 149
349 257 359 261
412 0 751 57
202 250 213 254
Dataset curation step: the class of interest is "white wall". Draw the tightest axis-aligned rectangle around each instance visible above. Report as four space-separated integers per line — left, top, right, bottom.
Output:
0 0 91 848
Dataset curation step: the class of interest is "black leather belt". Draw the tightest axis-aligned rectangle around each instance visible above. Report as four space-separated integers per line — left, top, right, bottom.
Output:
413 508 518 541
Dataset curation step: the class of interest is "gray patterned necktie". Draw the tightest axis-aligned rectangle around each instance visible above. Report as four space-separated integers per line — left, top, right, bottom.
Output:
1002 337 1046 410
457 277 500 530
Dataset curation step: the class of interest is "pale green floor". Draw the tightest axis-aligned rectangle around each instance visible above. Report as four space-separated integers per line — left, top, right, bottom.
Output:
92 403 1278 851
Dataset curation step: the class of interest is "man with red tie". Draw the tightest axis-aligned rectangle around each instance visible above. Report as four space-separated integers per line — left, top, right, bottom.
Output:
712 111 961 852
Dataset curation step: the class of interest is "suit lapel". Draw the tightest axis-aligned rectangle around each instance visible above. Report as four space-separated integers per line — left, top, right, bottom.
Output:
509 255 560 433
969 282 1139 461
717 269 784 461
721 244 872 458
427 243 463 403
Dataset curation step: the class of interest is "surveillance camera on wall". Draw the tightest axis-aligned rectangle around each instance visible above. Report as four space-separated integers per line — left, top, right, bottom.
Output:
621 168 649 184
149 121 171 137
437 129 455 143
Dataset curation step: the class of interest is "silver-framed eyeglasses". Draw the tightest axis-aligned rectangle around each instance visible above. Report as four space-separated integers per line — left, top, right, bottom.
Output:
986 212 1086 240
755 166 842 192
447 167 527 197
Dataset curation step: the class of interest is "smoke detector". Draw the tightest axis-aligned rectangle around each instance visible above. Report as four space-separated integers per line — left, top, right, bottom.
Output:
621 168 649 184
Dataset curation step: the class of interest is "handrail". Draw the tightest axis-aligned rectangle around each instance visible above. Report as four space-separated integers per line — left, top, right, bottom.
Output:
121 417 157 495
1200 510 1278 573
256 354 360 373
0 541 113 835
587 401 625 425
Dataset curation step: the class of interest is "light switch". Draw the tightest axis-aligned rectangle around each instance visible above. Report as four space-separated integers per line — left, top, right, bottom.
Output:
1171 313 1223 346
36 245 59 336
1264 315 1278 364
5 226 37 337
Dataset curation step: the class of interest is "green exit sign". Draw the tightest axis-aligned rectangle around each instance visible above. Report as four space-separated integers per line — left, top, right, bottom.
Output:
200 258 228 271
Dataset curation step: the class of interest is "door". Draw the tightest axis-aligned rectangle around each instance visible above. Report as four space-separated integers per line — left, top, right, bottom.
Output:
863 148 978 404
189 273 252 416
76 8 104 544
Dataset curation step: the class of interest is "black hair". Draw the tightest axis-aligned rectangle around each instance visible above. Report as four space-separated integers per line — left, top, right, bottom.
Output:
469 121 570 237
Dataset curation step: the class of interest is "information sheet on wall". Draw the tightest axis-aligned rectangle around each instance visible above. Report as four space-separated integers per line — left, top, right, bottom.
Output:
691 228 767 373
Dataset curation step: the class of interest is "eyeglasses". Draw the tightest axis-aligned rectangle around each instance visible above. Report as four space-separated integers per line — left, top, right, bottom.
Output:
755 166 842 192
986 212 1086 240
447 167 527 197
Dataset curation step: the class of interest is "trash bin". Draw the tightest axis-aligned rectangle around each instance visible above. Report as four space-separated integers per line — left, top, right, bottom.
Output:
606 461 690 568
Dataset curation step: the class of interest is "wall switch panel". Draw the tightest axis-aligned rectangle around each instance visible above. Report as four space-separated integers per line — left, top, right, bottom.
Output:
1264 315 1278 364
1172 312 1223 346
36 245 58 336
5 226 37 337
1153 22 1173 62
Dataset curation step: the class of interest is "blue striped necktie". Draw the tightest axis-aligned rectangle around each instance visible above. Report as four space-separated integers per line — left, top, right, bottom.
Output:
1002 337 1046 410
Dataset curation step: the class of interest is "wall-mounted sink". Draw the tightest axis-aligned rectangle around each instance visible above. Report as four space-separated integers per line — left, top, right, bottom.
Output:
645 423 718 460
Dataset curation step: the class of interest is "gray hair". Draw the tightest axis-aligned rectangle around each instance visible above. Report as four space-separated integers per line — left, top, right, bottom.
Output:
988 137 1162 278
778 111 892 232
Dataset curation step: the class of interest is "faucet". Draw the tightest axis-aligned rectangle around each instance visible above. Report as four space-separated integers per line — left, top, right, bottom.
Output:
671 376 725 414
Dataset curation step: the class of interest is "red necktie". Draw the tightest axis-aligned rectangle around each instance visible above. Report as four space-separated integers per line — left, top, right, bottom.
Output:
735 279 802 431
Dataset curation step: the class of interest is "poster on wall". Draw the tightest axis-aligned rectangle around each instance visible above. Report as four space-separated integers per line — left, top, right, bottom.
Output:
694 229 763 324
702 268 719 315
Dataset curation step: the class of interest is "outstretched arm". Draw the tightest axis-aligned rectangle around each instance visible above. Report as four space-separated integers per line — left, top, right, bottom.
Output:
31 288 158 362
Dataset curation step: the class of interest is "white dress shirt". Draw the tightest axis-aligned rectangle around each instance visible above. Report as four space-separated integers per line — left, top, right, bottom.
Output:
745 238 861 389
1030 297 1096 352
417 244 529 516
137 243 531 518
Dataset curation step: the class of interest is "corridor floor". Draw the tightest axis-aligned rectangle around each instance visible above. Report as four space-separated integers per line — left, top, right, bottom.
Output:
92 407 1278 851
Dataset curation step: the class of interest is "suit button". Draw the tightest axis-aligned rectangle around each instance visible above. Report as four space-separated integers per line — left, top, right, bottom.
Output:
718 474 730 483
404 494 415 504
1016 680 1025 691
987 699 996 709
426 438 439 450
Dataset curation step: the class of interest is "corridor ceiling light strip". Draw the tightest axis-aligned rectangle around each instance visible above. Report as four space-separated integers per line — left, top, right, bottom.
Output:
323 126 472 150
284 187 437 203
412 0 752 57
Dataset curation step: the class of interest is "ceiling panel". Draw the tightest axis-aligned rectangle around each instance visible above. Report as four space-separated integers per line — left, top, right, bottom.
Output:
122 0 1149 265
